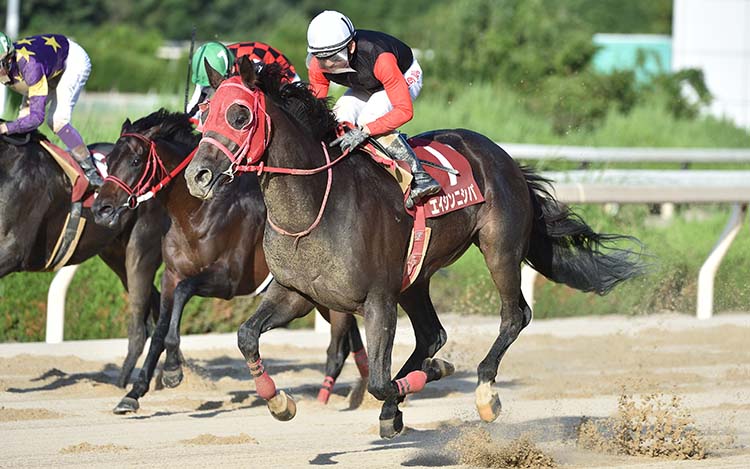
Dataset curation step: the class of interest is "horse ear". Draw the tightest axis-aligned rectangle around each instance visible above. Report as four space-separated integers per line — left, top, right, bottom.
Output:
237 55 257 89
143 124 162 139
121 118 132 135
205 58 225 89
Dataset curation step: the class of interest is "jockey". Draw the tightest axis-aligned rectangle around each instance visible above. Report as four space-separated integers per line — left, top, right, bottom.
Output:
0 32 103 187
306 10 440 208
187 40 300 119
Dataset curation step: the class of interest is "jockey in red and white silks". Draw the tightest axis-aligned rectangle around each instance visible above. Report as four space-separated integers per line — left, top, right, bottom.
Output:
0 32 102 187
306 10 439 208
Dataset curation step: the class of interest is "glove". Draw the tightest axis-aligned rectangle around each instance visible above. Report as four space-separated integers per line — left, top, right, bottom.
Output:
330 126 370 153
0 123 7 134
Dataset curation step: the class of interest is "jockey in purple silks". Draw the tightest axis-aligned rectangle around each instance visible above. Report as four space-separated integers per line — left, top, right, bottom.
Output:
0 32 103 187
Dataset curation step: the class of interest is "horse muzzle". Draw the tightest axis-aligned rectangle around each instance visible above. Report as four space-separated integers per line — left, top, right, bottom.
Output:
185 165 219 200
92 199 125 229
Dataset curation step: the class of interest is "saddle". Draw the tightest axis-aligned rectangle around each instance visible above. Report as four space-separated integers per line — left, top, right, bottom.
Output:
360 135 485 290
37 140 108 271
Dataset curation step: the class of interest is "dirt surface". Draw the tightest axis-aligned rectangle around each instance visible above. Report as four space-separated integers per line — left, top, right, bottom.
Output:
1 313 749 468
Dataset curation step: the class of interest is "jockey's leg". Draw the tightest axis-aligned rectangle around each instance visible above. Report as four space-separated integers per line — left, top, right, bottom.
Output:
376 131 440 208
56 123 103 187
49 39 102 187
332 89 368 126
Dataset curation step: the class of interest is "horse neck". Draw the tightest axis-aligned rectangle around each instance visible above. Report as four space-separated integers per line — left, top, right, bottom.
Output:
153 140 203 218
261 104 337 231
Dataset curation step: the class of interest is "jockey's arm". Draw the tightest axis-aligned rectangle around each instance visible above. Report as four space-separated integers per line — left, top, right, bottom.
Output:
307 59 330 98
4 63 47 134
186 84 208 118
363 53 413 136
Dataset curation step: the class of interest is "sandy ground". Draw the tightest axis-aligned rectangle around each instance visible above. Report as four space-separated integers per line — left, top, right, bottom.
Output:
1 313 749 468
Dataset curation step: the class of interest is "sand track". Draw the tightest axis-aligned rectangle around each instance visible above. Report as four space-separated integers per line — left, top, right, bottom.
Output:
1 313 748 468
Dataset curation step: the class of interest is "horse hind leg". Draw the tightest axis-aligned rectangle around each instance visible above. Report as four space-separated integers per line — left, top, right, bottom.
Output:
316 307 353 405
162 277 201 388
474 224 531 423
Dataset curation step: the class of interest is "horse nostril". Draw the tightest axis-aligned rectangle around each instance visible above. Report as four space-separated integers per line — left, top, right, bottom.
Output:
195 169 213 188
97 204 114 219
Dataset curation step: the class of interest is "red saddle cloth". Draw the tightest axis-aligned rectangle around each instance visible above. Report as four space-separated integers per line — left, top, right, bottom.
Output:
40 140 97 207
404 137 485 218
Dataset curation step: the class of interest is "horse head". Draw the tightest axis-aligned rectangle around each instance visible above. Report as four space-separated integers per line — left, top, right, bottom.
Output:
185 56 270 200
93 109 195 229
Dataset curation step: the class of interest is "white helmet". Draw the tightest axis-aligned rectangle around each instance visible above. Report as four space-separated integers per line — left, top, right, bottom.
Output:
307 10 355 57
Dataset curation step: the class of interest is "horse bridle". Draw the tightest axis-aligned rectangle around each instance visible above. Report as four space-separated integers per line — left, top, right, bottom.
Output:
105 132 196 209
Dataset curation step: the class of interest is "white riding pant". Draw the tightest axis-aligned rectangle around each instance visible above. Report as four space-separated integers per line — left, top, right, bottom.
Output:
333 58 423 128
46 40 91 132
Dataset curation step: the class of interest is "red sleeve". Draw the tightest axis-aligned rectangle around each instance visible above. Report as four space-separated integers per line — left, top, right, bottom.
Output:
366 52 413 136
307 59 330 98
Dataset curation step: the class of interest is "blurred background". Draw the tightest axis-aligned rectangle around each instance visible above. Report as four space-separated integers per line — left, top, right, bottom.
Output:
0 0 748 342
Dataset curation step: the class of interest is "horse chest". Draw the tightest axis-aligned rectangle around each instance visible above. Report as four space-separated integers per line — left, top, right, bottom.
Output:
264 235 365 304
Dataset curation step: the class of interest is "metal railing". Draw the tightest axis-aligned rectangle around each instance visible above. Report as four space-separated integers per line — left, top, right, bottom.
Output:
46 144 750 342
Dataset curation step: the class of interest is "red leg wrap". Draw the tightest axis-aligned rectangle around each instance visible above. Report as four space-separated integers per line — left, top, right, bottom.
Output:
317 375 335 404
353 348 369 378
395 370 427 396
248 359 277 401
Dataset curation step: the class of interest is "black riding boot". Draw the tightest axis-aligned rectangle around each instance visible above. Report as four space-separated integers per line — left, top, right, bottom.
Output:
71 144 104 188
379 132 441 208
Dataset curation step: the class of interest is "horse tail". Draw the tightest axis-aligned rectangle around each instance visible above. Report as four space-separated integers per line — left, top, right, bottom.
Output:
521 166 646 295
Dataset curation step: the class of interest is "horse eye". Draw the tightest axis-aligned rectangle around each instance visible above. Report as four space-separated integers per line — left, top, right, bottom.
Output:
227 103 251 130
131 157 141 167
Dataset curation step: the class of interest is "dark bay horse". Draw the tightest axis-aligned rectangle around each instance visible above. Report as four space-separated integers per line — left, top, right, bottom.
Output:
93 110 367 413
184 59 644 438
0 131 165 388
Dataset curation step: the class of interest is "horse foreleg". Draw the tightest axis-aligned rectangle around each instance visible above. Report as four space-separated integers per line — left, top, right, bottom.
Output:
360 295 426 439
379 281 453 437
113 270 178 414
162 276 201 388
237 281 314 421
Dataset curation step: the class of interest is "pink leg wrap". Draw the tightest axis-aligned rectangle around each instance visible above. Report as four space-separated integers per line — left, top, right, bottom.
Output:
317 376 335 404
395 370 427 396
353 348 369 378
248 358 277 401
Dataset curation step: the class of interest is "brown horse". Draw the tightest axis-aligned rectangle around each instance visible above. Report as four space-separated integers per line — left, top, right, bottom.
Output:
184 59 644 438
93 110 367 413
0 131 165 389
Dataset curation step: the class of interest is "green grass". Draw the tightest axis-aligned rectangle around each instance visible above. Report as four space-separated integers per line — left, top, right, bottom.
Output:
0 85 749 341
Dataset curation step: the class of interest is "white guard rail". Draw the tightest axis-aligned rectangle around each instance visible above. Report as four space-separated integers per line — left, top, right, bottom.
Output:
47 147 750 342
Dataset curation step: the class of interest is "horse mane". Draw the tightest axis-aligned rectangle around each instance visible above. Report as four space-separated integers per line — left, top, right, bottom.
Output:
129 108 199 148
254 64 338 141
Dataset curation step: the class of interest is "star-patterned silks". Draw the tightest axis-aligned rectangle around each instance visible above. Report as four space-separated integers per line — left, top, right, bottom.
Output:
15 46 34 62
15 37 34 46
42 36 61 52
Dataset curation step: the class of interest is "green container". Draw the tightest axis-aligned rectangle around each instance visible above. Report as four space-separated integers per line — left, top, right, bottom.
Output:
592 33 672 82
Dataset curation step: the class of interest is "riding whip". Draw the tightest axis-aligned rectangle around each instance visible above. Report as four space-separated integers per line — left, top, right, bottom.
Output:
184 25 196 113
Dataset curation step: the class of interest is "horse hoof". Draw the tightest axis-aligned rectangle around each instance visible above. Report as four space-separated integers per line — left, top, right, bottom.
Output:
161 367 183 389
475 382 502 422
267 390 296 421
423 357 455 380
379 410 404 439
113 397 139 415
